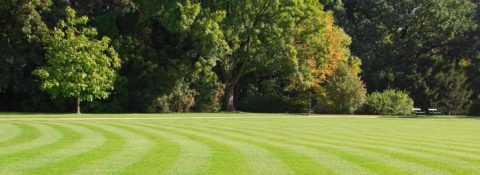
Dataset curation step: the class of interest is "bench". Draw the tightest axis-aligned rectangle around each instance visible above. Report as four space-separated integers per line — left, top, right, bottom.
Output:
412 108 425 115
428 108 441 115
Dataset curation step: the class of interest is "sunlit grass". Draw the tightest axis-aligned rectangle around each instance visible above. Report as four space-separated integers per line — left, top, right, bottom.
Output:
0 114 479 174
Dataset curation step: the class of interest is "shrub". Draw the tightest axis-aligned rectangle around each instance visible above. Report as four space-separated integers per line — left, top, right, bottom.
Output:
192 84 223 112
188 57 224 112
359 89 414 116
315 63 367 114
148 81 196 112
191 75 223 112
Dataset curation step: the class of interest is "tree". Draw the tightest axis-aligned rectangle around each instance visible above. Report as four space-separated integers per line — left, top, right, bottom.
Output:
157 0 350 111
432 69 472 115
316 62 367 114
322 0 478 111
0 0 50 91
34 7 120 114
0 0 54 111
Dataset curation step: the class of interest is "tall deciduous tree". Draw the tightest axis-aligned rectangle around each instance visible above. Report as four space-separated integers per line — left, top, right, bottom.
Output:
34 7 120 113
157 0 351 111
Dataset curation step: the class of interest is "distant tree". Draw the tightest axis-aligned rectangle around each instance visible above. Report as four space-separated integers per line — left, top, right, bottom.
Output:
0 0 50 92
431 69 472 115
34 7 120 113
0 0 56 111
321 0 478 111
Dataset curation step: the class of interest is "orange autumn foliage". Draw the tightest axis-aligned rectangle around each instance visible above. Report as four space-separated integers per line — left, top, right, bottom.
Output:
315 12 351 83
291 10 352 90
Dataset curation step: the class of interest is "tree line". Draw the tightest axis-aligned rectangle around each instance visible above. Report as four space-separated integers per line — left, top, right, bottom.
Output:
0 0 478 115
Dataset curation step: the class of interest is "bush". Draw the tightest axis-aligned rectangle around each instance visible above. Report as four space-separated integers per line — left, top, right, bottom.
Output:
359 89 414 116
315 63 367 114
192 84 223 112
185 57 224 112
191 73 223 112
148 81 196 112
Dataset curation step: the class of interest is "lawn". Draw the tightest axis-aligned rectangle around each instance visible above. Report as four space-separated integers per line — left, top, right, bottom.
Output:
0 114 479 175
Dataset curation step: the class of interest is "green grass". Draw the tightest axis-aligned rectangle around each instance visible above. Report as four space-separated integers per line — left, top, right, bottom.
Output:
0 112 297 118
0 114 479 174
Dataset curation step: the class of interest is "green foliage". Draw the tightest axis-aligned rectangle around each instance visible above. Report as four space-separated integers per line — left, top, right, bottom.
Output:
323 0 478 112
0 0 57 111
191 85 223 112
431 69 472 115
316 63 367 114
155 0 352 111
191 71 223 112
148 80 196 113
359 89 414 116
190 54 224 112
33 7 120 103
106 35 181 112
1 0 478 114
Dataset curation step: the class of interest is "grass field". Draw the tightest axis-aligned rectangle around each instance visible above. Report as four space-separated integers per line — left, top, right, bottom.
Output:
0 114 479 175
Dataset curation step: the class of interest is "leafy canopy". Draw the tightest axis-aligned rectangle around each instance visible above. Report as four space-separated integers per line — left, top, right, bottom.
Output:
34 7 120 102
0 0 51 92
322 0 478 111
316 63 367 114
154 0 354 110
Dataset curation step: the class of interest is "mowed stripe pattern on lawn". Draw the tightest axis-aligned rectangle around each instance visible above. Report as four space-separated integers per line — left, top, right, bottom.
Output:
0 117 479 175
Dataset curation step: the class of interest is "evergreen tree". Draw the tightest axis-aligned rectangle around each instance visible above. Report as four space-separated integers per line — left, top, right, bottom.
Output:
432 69 472 115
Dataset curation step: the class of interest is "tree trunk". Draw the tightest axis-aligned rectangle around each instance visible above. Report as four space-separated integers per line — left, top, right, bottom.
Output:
222 82 237 111
76 97 81 114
